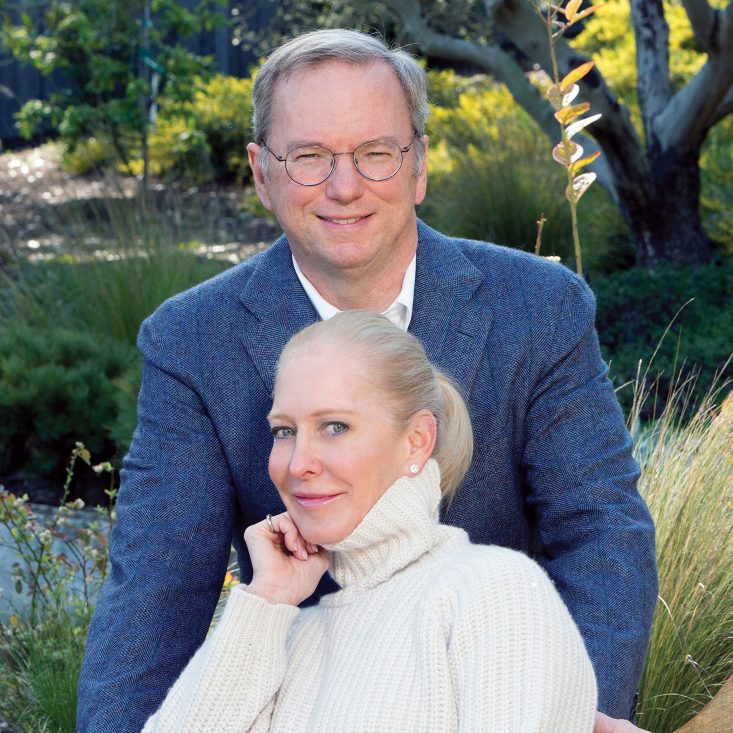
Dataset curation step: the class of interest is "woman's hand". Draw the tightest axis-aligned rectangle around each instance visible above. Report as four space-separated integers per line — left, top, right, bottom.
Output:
243 512 330 606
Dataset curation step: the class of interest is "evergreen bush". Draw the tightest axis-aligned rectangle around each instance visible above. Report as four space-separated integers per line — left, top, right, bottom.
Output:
0 325 137 493
593 256 733 416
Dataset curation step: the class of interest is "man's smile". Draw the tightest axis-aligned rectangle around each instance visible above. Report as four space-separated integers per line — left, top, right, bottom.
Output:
317 214 372 225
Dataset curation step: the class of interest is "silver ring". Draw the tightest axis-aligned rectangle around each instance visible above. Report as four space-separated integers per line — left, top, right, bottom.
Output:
265 514 275 533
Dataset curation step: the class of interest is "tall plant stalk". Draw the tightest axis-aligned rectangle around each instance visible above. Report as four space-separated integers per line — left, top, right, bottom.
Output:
533 0 602 277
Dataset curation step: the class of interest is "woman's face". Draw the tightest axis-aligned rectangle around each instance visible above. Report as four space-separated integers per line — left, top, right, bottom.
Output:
267 343 411 545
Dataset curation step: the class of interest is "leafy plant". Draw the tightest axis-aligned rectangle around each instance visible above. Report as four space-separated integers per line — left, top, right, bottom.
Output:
128 72 256 184
0 324 136 490
533 0 603 277
0 444 115 733
1 0 227 179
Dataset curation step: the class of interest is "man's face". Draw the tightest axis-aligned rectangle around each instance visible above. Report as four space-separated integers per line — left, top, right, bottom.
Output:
247 60 428 283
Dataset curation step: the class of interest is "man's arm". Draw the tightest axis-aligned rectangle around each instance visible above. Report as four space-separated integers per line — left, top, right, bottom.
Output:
522 275 658 719
77 316 236 733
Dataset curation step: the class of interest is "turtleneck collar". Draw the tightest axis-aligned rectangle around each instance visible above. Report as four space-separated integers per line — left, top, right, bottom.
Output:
320 459 455 601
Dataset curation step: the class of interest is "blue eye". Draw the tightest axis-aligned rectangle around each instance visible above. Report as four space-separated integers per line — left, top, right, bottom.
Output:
324 422 349 435
271 426 295 439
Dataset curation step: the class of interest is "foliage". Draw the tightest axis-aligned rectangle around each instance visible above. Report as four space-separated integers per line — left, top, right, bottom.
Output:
128 72 256 184
632 382 733 733
594 256 733 416
0 445 115 733
1 0 227 169
0 324 136 486
420 70 631 273
0 192 232 490
537 0 604 277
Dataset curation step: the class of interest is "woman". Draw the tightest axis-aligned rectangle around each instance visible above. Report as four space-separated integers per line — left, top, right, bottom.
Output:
142 311 597 732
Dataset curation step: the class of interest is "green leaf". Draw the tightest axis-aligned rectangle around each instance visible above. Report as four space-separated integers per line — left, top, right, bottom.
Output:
14 579 22 594
560 61 595 93
554 102 591 125
566 172 597 203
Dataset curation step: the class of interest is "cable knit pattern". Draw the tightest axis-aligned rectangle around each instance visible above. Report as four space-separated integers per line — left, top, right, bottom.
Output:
142 460 597 732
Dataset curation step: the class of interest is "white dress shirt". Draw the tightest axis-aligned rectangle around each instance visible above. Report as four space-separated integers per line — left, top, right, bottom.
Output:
291 254 416 331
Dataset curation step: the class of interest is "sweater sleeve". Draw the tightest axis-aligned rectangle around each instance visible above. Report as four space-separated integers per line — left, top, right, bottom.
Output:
141 586 299 733
447 548 597 733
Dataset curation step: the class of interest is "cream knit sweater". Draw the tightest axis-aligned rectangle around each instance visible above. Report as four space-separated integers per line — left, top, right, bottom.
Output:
142 460 597 732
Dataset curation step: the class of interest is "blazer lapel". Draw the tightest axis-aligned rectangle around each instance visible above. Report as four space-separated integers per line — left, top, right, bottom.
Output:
410 221 494 394
239 235 319 394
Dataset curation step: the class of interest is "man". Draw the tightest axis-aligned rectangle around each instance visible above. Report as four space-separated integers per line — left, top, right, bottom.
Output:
77 29 657 733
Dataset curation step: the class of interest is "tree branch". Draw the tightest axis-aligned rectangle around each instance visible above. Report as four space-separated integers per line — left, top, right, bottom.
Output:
680 0 717 54
630 0 672 140
710 80 733 127
655 2 733 150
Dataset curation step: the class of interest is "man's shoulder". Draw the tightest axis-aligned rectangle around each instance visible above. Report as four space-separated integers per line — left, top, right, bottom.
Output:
145 236 289 331
416 220 594 317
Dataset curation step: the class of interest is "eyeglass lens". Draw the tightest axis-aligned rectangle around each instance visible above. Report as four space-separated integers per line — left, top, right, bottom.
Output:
285 140 404 185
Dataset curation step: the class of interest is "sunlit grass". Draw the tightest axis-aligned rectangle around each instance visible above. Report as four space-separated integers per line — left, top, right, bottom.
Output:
633 371 733 733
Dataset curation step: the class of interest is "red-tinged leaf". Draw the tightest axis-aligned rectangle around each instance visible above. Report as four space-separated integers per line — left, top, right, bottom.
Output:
560 61 595 93
547 83 563 110
554 102 590 125
552 140 583 166
571 150 601 175
571 5 601 23
564 0 583 21
563 84 580 106
566 172 597 203
566 112 602 140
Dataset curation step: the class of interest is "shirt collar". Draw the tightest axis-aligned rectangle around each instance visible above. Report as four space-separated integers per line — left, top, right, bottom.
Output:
291 254 416 331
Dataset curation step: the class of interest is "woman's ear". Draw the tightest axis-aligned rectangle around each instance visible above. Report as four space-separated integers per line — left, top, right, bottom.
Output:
404 410 437 474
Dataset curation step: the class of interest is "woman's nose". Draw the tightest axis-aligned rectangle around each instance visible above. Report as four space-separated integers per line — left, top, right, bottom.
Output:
288 433 322 478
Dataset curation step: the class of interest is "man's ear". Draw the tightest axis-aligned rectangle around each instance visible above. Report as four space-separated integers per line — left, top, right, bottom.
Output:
404 409 437 473
414 134 429 206
247 142 273 211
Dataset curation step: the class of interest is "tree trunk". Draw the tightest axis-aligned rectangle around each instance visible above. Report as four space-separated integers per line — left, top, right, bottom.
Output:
619 146 712 267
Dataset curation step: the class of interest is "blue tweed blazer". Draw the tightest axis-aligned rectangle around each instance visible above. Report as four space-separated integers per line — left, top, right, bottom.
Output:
77 221 657 732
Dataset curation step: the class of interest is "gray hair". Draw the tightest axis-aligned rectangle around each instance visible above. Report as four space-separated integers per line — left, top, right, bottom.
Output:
275 311 473 502
253 29 429 177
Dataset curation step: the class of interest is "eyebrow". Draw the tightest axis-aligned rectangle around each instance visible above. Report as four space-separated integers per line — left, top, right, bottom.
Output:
267 408 360 421
285 136 400 150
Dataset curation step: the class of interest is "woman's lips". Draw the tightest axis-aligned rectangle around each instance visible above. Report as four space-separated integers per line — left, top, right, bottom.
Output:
293 494 342 508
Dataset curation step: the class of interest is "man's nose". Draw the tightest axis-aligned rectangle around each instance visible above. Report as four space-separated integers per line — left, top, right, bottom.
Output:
324 152 365 201
288 433 322 478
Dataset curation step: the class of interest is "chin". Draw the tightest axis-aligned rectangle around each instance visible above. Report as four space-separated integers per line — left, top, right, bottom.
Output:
299 519 355 547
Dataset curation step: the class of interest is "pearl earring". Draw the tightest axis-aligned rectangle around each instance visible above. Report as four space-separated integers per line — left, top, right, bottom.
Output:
409 463 419 474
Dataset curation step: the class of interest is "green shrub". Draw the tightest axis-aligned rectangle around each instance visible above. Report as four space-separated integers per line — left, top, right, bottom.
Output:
0 448 115 733
593 256 733 416
421 70 633 274
0 326 137 489
130 72 255 184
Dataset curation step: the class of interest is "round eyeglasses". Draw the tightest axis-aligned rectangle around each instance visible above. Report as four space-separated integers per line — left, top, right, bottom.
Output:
260 136 417 186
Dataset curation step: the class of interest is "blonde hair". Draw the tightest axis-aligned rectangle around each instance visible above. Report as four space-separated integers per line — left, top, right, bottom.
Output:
276 311 473 501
